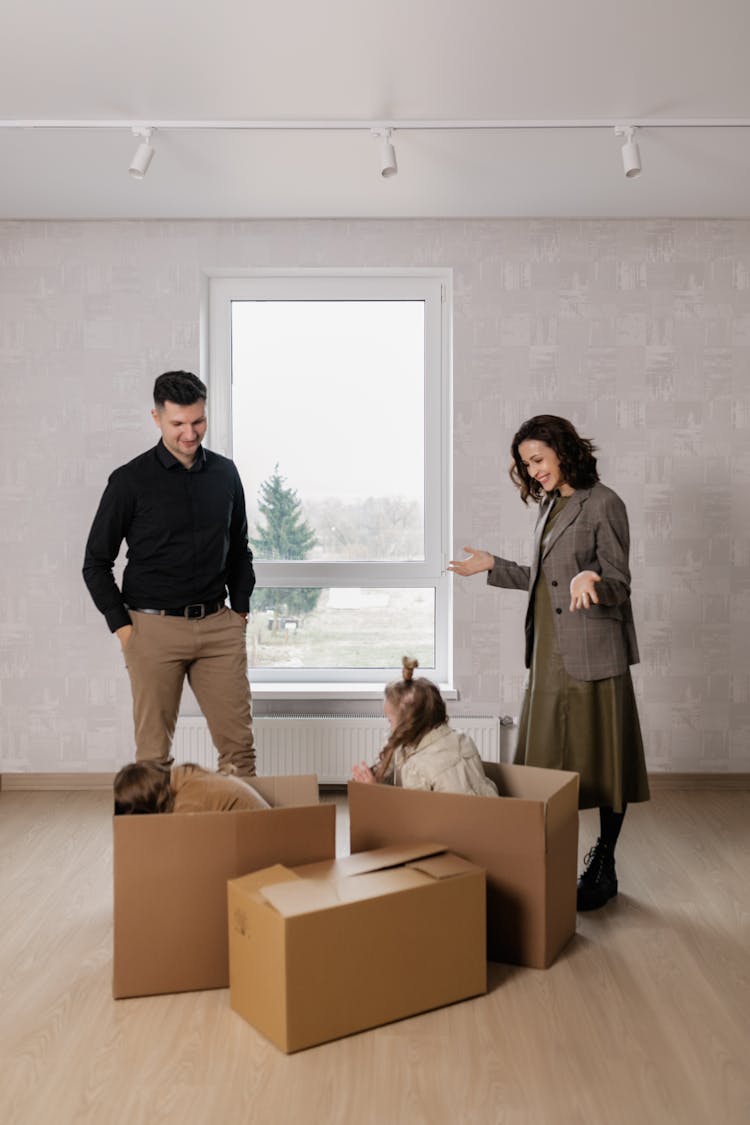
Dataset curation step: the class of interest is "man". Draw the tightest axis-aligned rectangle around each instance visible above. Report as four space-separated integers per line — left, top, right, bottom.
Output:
83 370 256 776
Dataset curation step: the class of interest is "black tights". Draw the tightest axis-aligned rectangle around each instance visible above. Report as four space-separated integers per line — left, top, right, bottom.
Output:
599 804 627 852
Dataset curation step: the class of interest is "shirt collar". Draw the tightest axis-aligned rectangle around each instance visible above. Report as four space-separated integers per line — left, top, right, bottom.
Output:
155 439 206 472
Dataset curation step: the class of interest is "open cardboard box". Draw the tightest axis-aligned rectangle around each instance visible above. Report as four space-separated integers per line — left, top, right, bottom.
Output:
113 775 336 999
348 762 579 969
228 842 487 1053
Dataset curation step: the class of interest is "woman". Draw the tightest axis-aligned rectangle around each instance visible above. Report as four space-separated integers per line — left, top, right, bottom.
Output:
449 415 649 911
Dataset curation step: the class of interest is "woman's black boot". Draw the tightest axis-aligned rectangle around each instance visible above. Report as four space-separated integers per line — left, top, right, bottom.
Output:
576 838 618 911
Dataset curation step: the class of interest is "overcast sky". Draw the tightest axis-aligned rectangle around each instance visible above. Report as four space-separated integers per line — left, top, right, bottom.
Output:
231 300 425 506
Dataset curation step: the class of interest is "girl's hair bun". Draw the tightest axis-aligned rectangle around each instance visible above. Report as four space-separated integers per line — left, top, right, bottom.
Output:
401 656 419 682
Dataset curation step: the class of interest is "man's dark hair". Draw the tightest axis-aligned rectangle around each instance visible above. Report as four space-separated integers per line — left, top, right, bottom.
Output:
153 370 207 409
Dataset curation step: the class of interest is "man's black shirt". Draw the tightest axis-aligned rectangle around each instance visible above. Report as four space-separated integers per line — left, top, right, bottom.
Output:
83 440 255 632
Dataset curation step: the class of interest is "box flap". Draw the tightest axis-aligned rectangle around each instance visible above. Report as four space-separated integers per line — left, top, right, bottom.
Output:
259 866 433 916
483 762 579 803
334 867 431 901
326 841 448 877
407 852 480 880
229 864 300 898
259 878 341 916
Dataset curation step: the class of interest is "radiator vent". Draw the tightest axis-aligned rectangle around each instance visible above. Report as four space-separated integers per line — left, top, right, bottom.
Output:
172 714 511 784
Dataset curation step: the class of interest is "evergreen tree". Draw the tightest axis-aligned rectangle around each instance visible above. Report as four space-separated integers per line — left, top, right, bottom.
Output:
250 466 321 618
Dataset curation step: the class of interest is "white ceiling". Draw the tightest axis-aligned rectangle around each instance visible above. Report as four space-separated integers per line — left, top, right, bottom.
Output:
2 0 750 220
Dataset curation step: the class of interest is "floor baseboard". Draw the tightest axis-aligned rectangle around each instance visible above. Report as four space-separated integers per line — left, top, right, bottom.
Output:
646 771 749 791
0 772 116 791
1 770 749 792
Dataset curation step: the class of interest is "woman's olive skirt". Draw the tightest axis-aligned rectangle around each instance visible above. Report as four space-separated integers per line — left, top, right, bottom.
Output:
514 577 650 812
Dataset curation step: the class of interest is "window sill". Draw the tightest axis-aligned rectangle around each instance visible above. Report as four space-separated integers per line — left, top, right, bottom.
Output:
252 682 459 702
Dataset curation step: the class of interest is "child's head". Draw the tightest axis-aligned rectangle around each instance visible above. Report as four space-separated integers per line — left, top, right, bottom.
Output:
383 656 446 733
374 657 447 781
113 760 174 815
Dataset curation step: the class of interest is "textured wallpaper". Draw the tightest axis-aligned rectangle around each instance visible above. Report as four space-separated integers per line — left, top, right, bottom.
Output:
1 218 748 774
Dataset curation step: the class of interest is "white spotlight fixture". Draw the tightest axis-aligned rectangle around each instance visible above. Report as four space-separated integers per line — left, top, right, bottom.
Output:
614 125 641 178
372 128 397 178
129 126 155 179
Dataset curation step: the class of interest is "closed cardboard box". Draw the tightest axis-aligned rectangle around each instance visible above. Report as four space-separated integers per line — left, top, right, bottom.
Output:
113 775 335 999
228 843 487 1053
348 762 579 969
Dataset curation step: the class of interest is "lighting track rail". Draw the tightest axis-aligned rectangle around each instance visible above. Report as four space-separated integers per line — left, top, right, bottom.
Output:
3 118 750 130
3 117 749 181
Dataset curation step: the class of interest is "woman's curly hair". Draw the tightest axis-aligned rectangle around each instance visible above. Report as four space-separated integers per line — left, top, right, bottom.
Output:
509 415 599 504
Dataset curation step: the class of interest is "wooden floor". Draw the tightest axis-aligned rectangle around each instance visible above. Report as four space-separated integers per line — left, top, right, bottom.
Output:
1 789 748 1125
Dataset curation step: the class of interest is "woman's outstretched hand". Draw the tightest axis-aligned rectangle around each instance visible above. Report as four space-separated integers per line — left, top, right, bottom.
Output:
351 763 376 784
570 570 601 611
448 547 494 577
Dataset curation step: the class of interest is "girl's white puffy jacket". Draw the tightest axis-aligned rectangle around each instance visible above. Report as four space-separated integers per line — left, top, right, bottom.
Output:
393 724 498 796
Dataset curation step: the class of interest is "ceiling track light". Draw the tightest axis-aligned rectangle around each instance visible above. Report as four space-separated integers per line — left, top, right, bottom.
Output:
372 128 397 178
614 125 641 178
6 116 750 186
129 126 155 179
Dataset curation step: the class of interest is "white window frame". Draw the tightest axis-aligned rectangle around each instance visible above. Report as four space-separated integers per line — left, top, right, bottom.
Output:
204 268 452 688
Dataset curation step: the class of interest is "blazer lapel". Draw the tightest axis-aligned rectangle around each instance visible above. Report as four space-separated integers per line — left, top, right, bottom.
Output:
541 488 590 559
529 494 555 585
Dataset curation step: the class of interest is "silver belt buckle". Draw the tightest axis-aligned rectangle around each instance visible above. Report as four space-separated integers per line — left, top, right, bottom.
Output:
185 603 205 619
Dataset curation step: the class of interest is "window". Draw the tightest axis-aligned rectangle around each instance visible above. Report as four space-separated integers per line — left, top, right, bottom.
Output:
207 270 451 685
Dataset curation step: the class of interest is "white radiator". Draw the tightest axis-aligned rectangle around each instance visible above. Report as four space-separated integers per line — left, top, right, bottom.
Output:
172 714 512 784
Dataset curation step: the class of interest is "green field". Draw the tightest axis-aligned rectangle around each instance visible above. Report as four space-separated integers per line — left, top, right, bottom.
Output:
247 587 434 670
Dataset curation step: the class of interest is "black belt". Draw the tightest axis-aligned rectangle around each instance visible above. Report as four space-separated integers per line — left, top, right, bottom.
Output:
129 600 225 620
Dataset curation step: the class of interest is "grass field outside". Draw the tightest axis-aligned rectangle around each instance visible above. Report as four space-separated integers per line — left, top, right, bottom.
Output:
247 587 434 670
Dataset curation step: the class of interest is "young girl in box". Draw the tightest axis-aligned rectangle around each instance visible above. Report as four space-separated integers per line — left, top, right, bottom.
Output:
113 761 271 815
352 658 498 796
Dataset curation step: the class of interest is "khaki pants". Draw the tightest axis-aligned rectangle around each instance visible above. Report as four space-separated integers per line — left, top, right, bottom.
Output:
123 607 255 776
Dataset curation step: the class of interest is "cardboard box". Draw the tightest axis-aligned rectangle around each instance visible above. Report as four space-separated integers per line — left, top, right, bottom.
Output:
113 775 335 999
228 843 487 1052
348 762 579 969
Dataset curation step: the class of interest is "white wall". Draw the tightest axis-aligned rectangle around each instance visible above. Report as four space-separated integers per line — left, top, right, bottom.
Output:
1 218 748 774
